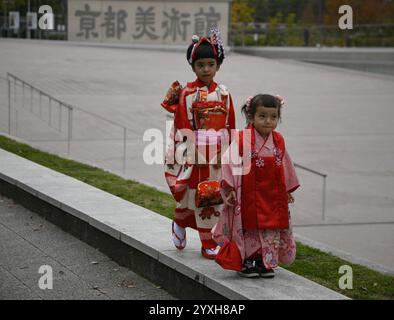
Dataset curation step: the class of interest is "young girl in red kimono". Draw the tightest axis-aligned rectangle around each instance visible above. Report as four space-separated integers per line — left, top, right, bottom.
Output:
213 94 299 277
161 29 235 259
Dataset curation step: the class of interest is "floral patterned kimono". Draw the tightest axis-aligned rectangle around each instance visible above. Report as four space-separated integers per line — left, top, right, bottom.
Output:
213 125 300 269
162 79 235 249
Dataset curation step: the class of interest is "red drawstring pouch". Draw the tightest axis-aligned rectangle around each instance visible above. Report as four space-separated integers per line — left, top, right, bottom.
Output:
215 239 242 271
215 204 242 272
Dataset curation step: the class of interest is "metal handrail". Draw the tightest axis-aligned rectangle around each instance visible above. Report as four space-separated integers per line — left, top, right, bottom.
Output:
294 163 326 178
6 72 74 155
4 73 138 175
6 73 73 111
294 163 327 221
6 72 139 135
1 76 66 131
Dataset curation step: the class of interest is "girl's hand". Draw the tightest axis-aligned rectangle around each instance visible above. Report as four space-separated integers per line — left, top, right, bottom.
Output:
224 190 236 207
288 193 295 204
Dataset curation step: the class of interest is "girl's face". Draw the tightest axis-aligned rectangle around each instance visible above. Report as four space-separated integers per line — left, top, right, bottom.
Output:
193 58 219 86
251 105 279 138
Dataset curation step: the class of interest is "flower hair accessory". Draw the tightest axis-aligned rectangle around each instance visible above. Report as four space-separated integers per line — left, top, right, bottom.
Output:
275 94 285 106
210 27 225 60
191 35 199 43
245 95 254 113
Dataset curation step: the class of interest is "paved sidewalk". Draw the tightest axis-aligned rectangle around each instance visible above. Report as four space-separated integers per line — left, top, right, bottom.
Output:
0 38 393 272
0 193 175 300
0 148 348 300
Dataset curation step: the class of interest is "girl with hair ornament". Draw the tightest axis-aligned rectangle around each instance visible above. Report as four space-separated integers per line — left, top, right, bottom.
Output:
213 94 299 277
161 28 236 260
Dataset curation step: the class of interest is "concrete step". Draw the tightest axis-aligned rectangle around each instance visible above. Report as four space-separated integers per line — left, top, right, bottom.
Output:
0 147 348 300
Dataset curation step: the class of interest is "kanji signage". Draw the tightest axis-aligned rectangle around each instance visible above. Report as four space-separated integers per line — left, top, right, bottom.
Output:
68 0 230 45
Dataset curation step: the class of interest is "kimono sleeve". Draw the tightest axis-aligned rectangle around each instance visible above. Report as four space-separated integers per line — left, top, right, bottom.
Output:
283 150 300 193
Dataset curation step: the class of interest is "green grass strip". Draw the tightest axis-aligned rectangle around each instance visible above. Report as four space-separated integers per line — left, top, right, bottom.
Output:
1 134 393 300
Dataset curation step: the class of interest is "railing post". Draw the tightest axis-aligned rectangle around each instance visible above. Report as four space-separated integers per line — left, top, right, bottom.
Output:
30 86 33 112
22 82 25 108
8 79 11 135
15 109 18 137
122 127 127 176
294 163 327 221
39 91 42 117
49 97 52 126
58 102 62 132
67 107 73 156
322 175 327 221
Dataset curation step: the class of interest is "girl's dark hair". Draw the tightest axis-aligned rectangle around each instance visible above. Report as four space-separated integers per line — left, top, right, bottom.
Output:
186 39 224 67
241 94 282 122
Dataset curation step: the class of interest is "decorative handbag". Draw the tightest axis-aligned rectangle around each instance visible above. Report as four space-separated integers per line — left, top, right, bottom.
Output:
195 180 223 208
161 80 183 113
215 204 242 272
215 239 242 272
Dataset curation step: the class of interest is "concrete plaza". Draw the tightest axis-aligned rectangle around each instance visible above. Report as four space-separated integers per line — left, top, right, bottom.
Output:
0 38 393 273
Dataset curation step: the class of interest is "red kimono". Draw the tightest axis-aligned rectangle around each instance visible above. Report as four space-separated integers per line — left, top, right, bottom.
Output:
213 125 300 269
163 79 235 249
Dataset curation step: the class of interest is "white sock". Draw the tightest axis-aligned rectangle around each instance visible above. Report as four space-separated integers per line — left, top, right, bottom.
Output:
172 221 186 248
174 221 186 237
204 246 219 255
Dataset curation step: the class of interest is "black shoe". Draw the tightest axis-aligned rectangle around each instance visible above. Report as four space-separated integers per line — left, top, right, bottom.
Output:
237 261 259 278
260 267 275 278
256 260 275 278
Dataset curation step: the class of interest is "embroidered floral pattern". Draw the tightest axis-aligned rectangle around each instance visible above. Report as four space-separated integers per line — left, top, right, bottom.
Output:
243 226 296 269
256 158 265 168
273 147 283 167
248 150 259 159
264 250 273 263
199 206 218 220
